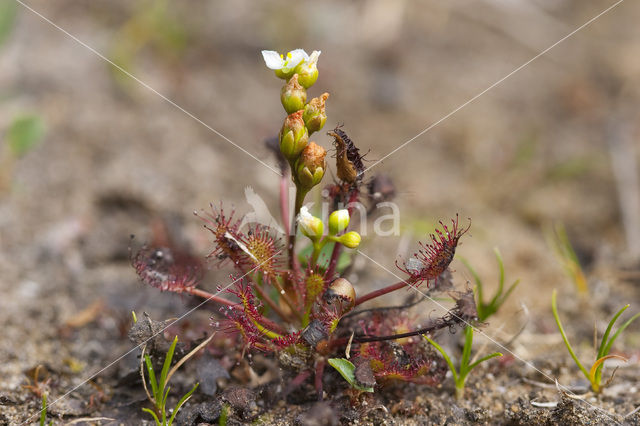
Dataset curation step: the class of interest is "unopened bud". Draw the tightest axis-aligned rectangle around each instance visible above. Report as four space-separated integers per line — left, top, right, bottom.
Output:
295 142 326 191
338 231 361 249
329 209 350 235
303 93 329 134
279 111 309 162
297 206 323 240
295 50 321 88
281 74 307 114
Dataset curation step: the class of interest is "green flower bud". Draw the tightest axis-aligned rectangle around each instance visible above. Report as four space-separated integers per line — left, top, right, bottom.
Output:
338 231 361 249
329 209 350 235
279 111 309 162
303 93 329 135
281 74 307 114
295 142 326 191
294 50 321 88
297 206 323 240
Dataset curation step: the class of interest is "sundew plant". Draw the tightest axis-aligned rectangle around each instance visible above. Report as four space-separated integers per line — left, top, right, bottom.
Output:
132 49 480 396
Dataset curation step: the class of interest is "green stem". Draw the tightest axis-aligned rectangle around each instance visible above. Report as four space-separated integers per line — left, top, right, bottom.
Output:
288 187 308 271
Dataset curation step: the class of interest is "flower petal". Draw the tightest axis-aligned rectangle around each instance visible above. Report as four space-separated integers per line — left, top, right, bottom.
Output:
283 49 308 71
308 50 321 66
262 50 285 69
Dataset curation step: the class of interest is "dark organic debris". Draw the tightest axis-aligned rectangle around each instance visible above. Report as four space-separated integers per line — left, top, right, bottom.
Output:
127 312 184 358
175 400 223 425
196 354 230 396
221 386 258 417
354 361 376 389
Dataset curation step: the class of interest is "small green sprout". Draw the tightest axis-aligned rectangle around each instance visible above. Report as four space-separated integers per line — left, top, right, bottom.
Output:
425 326 502 399
546 223 588 295
39 393 51 426
218 403 229 426
141 333 213 425
460 248 519 321
551 289 639 392
328 358 374 393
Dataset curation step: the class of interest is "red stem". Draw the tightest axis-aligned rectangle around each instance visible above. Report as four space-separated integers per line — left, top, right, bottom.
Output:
184 287 236 307
354 279 415 306
315 359 326 400
325 243 342 279
183 286 286 334
252 282 291 324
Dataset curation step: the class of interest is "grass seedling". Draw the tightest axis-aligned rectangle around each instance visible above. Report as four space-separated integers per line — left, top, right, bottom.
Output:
141 333 214 425
460 248 519 321
551 289 640 392
425 326 502 399
39 393 51 426
546 223 588 295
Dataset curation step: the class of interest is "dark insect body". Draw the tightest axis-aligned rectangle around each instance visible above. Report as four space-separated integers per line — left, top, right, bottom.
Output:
327 126 365 184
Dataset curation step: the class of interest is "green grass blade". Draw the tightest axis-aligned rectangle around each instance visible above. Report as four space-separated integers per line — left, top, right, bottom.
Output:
160 337 178 392
39 393 47 426
168 383 199 425
145 354 159 398
597 305 629 359
602 312 640 357
501 279 520 303
467 352 502 372
163 385 171 408
551 290 590 381
459 326 474 376
142 408 161 425
424 335 458 383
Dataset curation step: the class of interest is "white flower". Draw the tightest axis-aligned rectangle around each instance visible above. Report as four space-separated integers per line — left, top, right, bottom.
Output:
297 206 323 239
262 49 322 81
297 50 321 73
262 49 308 73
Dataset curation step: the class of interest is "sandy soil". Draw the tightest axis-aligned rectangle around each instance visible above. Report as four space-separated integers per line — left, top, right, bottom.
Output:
1 1 640 424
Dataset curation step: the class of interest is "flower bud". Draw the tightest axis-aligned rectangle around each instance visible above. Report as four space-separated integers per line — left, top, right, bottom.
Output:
297 206 323 240
295 142 326 191
328 209 350 235
281 74 307 114
303 93 329 135
279 111 309 162
294 50 321 88
338 231 361 249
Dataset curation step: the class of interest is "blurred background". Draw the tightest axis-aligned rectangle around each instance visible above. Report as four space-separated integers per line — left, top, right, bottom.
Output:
1 0 639 411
